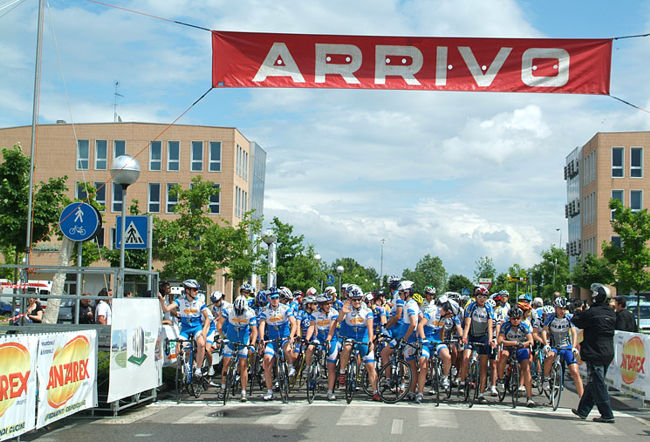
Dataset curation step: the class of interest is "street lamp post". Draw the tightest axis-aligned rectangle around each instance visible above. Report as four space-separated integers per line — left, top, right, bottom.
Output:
314 254 322 291
379 238 385 290
111 155 140 298
336 265 344 294
262 230 277 288
556 228 562 250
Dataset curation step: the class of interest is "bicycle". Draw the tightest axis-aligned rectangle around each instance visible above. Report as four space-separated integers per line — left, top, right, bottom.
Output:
547 346 567 411
425 339 457 406
531 344 546 397
263 337 291 403
248 343 265 394
305 340 329 403
341 339 369 404
290 337 309 390
497 344 525 409
165 335 204 400
221 340 253 405
377 338 417 404
462 341 490 408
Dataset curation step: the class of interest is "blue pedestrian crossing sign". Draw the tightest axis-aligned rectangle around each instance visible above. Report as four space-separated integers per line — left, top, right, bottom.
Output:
326 274 335 285
462 288 470 296
115 216 148 249
59 203 101 242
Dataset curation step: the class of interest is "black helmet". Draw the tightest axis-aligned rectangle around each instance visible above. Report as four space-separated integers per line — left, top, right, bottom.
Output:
590 283 610 304
509 307 524 319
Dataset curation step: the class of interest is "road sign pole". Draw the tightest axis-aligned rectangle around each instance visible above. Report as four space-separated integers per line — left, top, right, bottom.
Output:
75 241 82 325
118 185 127 298
147 215 153 293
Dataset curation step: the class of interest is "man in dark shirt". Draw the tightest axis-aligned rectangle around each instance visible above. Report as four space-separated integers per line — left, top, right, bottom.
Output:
571 283 616 423
77 294 94 324
614 296 636 332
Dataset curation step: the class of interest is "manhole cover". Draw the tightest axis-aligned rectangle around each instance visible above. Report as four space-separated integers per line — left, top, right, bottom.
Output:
208 406 282 419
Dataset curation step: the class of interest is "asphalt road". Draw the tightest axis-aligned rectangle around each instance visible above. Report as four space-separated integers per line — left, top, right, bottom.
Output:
20 382 650 441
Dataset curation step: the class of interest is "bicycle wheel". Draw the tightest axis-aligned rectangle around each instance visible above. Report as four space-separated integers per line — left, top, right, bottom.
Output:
497 369 508 403
345 362 357 404
174 357 184 402
549 363 562 411
223 363 234 405
378 360 412 404
306 361 318 404
278 360 290 403
510 362 520 409
465 361 478 407
433 360 441 406
360 364 372 397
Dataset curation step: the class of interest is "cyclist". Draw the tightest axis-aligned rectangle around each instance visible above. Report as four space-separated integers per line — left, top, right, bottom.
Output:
203 307 218 376
252 290 268 315
293 295 316 365
218 295 258 402
396 281 421 400
460 286 495 403
371 292 388 336
305 293 340 400
380 279 409 386
489 296 508 396
210 291 231 335
325 286 343 311
337 285 380 401
157 279 210 377
442 298 463 386
497 306 535 407
416 299 454 403
258 288 298 401
423 286 436 310
542 296 584 397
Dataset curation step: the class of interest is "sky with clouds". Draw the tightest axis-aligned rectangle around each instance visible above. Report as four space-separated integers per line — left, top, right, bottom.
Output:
2 0 650 281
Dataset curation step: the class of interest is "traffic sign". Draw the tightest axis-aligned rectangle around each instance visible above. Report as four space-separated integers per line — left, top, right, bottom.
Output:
59 203 101 242
461 288 470 296
508 276 528 282
566 284 573 294
326 274 335 285
115 216 148 249
478 278 492 291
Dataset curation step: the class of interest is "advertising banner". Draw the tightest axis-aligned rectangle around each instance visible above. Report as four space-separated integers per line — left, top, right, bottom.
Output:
107 299 163 403
212 31 611 94
0 334 38 441
608 331 649 399
36 330 97 429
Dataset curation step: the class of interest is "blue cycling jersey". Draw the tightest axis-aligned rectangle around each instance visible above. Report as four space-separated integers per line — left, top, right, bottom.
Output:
259 303 294 339
222 305 257 343
500 321 532 344
465 301 495 337
339 306 373 342
311 307 339 341
173 296 207 329
544 312 574 348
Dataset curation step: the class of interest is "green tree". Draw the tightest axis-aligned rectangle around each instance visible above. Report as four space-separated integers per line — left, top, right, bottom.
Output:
268 217 307 287
531 248 569 298
402 254 447 294
571 253 614 292
603 198 650 329
220 211 264 286
331 257 378 293
447 273 473 293
0 145 68 276
473 256 496 282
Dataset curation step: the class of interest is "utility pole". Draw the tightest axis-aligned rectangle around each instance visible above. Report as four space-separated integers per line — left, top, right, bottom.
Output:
379 238 385 289
113 81 123 122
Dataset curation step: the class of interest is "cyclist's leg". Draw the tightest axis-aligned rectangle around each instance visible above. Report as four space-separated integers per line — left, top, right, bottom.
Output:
195 333 206 369
417 345 430 394
339 342 353 375
304 343 315 368
221 346 233 386
543 349 557 377
563 350 584 397
518 349 532 398
262 342 276 390
497 349 510 379
283 340 295 365
479 354 489 393
238 352 249 393
438 345 452 376
327 340 341 392
359 343 377 391
459 347 472 381
404 346 418 394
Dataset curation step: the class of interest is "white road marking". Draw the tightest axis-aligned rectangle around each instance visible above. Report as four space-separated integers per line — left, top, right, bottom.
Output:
94 406 165 425
418 408 458 428
490 409 542 432
391 418 404 434
255 406 309 427
336 406 380 426
133 434 153 438
576 422 625 436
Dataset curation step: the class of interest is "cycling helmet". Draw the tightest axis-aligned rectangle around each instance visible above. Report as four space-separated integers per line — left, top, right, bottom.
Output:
268 287 280 299
532 297 544 308
316 293 332 304
493 293 505 303
303 295 317 305
486 299 496 308
279 286 293 300
210 290 224 303
460 295 470 305
553 296 568 309
325 286 337 295
517 300 532 311
424 285 436 296
398 280 415 293
448 299 461 316
542 305 555 315
234 296 248 315
413 293 423 305
305 287 317 296
590 283 611 304
255 290 268 306
509 306 524 318
388 276 401 290
347 286 363 299
436 294 449 306
475 286 489 297
446 292 460 302
240 282 253 293
498 289 509 297
182 279 200 289
518 293 532 302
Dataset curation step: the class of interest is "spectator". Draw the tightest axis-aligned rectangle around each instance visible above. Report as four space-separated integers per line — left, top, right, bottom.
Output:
159 281 176 326
77 293 94 324
613 296 636 332
571 283 616 423
95 288 112 325
125 290 133 297
25 297 43 323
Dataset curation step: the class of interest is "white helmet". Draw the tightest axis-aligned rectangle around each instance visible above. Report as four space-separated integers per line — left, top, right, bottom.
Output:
234 296 248 315
398 280 415 293
325 286 337 295
210 290 223 303
532 297 544 308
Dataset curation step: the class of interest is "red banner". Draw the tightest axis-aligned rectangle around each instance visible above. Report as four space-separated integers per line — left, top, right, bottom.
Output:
212 31 611 94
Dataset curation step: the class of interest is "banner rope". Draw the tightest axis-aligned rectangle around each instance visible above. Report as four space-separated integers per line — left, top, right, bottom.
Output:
609 95 650 114
613 33 650 40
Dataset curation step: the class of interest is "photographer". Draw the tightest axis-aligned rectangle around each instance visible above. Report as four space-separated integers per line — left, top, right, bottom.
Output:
571 283 616 423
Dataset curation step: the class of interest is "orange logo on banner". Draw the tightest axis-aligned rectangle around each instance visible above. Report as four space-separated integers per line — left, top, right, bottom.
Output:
0 342 31 418
46 336 91 408
620 336 646 385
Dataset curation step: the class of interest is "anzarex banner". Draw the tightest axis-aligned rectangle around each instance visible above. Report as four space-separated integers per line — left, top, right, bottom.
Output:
212 31 611 94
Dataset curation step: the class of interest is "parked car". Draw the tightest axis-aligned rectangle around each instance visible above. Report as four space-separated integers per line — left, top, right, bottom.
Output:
626 300 650 330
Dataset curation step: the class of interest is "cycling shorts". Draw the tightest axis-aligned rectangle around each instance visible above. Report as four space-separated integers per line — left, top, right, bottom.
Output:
327 338 342 364
420 342 448 360
403 343 419 362
206 329 216 346
223 343 249 360
341 339 374 364
468 334 490 355
264 340 290 358
504 347 530 363
551 347 577 365
179 324 203 341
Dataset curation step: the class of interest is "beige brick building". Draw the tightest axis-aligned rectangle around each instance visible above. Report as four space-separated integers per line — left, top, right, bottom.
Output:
565 131 650 278
0 122 266 298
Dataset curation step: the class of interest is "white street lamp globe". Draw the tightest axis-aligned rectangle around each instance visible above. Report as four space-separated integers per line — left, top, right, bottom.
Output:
262 230 277 245
314 254 321 262
111 155 140 186
336 265 344 274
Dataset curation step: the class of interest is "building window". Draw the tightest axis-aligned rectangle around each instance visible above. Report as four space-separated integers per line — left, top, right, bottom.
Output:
148 183 160 213
209 184 220 214
191 141 203 171
166 183 178 213
150 141 162 171
243 150 248 180
75 182 88 200
631 190 642 213
236 144 241 177
612 147 624 177
611 190 623 220
631 147 643 178
209 141 221 172
77 140 89 170
114 140 126 158
611 236 622 248
235 186 240 218
94 227 104 247
167 141 180 171
95 140 107 170
94 182 106 209
112 183 123 212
